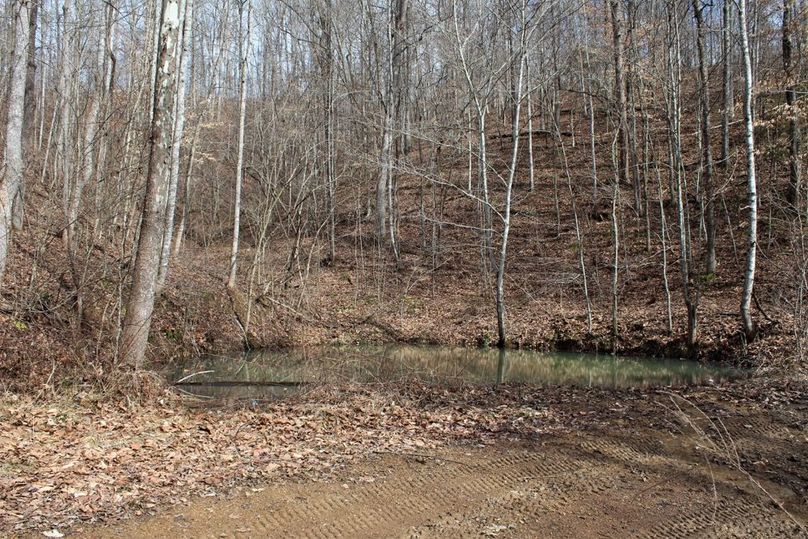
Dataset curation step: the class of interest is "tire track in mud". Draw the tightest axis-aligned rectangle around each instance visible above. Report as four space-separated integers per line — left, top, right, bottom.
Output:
405 454 618 538
403 434 806 539
231 450 577 539
406 431 696 537
86 425 806 539
636 499 804 538
580 434 807 539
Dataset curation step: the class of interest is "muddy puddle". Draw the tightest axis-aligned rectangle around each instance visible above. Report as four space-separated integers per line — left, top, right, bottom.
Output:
166 345 744 401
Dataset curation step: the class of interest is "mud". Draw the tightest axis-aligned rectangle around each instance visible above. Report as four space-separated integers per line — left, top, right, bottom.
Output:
78 382 807 539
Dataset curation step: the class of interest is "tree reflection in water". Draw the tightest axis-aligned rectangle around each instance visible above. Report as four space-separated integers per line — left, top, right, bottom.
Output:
168 345 744 401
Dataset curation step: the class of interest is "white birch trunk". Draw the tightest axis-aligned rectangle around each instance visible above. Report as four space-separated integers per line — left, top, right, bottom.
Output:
495 2 530 348
157 0 194 292
227 1 250 289
738 0 758 340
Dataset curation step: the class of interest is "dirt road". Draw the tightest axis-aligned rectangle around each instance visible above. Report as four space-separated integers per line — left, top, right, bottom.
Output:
84 387 806 539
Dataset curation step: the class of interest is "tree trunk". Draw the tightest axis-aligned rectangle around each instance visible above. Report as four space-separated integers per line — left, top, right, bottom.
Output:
610 164 620 345
64 2 115 325
22 0 38 143
656 151 674 334
376 0 407 259
0 0 31 282
320 0 336 263
227 1 250 289
120 0 184 368
667 0 698 351
625 0 642 216
172 8 227 258
527 61 535 192
720 0 733 165
157 0 194 292
377 115 392 244
496 4 528 349
693 0 716 274
738 0 758 340
172 128 197 257
609 0 630 188
19 0 38 232
584 47 599 211
783 0 801 210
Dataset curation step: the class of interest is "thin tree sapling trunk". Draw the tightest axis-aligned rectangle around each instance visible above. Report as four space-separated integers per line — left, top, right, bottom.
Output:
738 0 758 340
227 0 250 289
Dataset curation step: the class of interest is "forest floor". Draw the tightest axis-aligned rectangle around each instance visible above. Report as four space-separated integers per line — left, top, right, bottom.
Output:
2 377 806 538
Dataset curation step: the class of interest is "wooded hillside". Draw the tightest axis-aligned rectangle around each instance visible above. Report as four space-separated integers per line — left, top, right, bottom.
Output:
0 0 805 388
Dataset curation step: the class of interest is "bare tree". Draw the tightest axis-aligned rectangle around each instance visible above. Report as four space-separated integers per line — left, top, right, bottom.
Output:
720 0 733 166
227 0 251 289
375 0 408 260
783 0 801 211
0 0 801 379
609 0 630 189
62 1 115 323
692 0 716 275
494 0 530 348
120 0 185 368
556 119 593 333
21 0 38 127
317 0 337 263
738 0 758 341
0 0 31 282
157 0 194 292
666 0 698 351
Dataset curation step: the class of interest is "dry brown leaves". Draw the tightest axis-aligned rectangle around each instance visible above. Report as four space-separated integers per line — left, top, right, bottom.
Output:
0 384 558 536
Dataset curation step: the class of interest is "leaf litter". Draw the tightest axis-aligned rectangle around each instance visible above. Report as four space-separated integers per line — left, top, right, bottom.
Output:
0 382 560 535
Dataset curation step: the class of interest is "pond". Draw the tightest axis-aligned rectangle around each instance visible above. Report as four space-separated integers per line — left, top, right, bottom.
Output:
167 345 745 401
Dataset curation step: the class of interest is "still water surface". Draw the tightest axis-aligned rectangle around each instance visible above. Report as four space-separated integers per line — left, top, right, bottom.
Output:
167 345 744 401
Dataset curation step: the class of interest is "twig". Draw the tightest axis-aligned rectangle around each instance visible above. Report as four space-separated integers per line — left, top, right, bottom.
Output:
232 422 248 459
256 294 330 327
175 370 215 384
175 380 306 387
661 391 805 531
752 291 775 324
172 386 215 400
